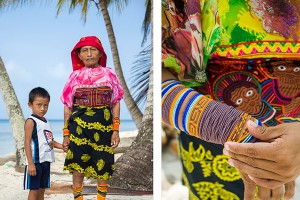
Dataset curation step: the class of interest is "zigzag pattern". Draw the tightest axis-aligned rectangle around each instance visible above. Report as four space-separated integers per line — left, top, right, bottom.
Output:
212 41 300 59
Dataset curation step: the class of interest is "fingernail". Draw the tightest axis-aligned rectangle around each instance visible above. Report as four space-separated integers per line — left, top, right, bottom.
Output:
248 175 254 181
228 159 235 167
224 142 229 150
247 120 258 128
223 148 229 156
224 142 233 150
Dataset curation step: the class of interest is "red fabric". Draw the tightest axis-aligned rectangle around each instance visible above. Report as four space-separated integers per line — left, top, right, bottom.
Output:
71 36 107 71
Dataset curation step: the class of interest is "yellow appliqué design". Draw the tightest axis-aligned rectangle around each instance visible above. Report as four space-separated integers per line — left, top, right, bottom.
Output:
180 141 240 181
76 126 82 135
64 164 111 180
94 132 100 142
64 163 84 174
181 142 213 176
213 155 240 181
85 166 111 180
85 107 96 116
104 108 110 121
97 159 105 171
74 117 112 132
66 149 74 160
69 135 114 154
72 110 78 115
192 181 239 200
81 154 91 162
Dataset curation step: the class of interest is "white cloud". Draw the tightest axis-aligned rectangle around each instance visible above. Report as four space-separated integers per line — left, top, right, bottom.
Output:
6 61 33 82
46 63 71 79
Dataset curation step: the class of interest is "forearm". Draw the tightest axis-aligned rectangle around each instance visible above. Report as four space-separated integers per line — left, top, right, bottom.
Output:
162 79 259 144
111 102 120 119
53 141 63 149
64 105 72 125
24 142 34 165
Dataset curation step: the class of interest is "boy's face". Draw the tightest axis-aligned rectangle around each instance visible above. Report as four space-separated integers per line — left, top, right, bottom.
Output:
28 96 50 118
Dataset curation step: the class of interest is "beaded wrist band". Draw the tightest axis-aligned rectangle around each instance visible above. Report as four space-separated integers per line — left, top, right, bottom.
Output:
113 117 120 124
112 117 120 131
63 129 70 137
162 80 260 145
62 124 70 137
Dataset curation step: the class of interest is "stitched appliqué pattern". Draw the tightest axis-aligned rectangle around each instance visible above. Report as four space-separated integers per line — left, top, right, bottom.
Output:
180 142 240 181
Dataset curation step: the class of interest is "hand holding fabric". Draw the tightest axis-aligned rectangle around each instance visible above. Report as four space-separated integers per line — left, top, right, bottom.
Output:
239 169 295 200
223 121 300 189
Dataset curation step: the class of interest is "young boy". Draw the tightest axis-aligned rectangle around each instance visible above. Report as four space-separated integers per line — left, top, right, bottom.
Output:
23 87 62 200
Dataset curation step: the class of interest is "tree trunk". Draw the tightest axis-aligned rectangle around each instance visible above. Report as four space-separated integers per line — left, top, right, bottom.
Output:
109 0 153 191
109 64 153 191
99 0 143 128
0 57 25 167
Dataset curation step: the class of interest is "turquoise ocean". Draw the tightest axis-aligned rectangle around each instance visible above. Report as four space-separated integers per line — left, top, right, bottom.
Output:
0 119 136 156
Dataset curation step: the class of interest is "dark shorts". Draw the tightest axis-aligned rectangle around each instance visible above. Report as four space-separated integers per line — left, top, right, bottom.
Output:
23 162 51 190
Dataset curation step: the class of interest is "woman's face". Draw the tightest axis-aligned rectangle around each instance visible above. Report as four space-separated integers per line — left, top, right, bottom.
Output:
78 45 103 67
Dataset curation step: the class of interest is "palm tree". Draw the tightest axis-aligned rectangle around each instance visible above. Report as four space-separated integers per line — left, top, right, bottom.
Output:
0 57 25 167
109 0 153 191
110 65 153 191
56 0 143 129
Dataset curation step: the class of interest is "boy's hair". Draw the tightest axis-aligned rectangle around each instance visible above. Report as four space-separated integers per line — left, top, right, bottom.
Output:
28 87 50 103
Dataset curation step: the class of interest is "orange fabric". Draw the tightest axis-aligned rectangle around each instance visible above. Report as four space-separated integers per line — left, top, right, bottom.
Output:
97 184 107 200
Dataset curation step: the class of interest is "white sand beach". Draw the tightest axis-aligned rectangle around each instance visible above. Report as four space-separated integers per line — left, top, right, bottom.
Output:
0 130 153 200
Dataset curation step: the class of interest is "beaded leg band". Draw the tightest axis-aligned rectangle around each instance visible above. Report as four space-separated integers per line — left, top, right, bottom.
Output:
97 184 108 200
162 80 260 144
73 185 83 200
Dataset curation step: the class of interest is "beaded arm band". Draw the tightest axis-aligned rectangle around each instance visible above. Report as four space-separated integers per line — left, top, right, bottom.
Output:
162 79 260 145
112 117 120 132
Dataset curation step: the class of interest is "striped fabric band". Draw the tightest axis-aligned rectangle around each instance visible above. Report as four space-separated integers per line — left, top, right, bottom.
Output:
162 79 181 100
97 184 108 200
182 93 201 133
162 80 259 144
73 185 83 193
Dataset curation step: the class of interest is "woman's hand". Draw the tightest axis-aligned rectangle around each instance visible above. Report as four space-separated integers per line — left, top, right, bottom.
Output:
111 131 120 148
239 169 295 200
63 136 70 152
224 121 300 188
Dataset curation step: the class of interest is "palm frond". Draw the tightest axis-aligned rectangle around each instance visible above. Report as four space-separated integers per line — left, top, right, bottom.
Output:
142 0 151 45
129 45 151 110
56 0 89 22
0 0 48 11
106 0 129 13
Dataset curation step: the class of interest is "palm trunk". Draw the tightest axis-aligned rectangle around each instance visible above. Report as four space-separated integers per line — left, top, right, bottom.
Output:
0 57 25 167
109 64 153 191
109 0 153 191
98 0 143 128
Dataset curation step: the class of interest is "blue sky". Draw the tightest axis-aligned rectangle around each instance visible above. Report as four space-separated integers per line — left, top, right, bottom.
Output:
0 1 149 120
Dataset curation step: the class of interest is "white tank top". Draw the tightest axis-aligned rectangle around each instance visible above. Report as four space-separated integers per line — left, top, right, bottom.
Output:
25 115 55 164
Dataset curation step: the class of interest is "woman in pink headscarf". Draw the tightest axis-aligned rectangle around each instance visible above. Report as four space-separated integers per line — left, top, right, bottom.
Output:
61 36 124 200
